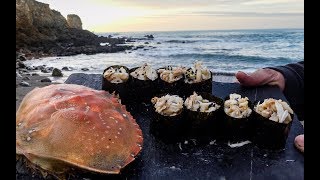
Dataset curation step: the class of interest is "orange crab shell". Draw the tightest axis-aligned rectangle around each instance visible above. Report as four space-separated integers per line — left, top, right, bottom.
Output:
16 84 143 174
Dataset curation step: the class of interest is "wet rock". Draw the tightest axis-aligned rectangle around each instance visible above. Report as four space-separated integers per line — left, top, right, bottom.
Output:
34 65 43 70
41 68 51 73
32 73 39 76
126 39 135 42
19 69 29 73
22 77 30 80
17 61 26 68
19 81 30 87
62 66 72 71
133 45 144 50
52 68 63 77
144 42 149 44
25 66 34 70
40 78 52 82
16 72 22 78
144 34 154 39
16 52 27 61
81 68 89 71
157 42 161 44
19 55 27 61
47 67 54 71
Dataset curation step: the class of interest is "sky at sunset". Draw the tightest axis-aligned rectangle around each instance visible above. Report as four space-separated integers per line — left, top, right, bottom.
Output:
37 0 304 33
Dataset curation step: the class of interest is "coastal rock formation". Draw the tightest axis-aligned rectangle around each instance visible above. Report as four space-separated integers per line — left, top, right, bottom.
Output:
67 14 82 29
16 0 68 46
16 0 131 58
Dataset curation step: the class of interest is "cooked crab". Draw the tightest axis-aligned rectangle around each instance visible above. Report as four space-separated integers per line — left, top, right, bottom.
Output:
103 66 129 83
224 93 252 118
254 98 293 123
151 94 184 116
130 63 158 81
184 61 211 84
158 66 186 83
16 84 143 176
184 92 220 113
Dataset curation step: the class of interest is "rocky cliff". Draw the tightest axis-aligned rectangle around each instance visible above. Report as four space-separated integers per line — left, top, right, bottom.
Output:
16 0 131 57
67 14 82 29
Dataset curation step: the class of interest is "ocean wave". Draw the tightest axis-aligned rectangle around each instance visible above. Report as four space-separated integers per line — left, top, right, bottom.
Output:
212 72 236 76
164 39 220 43
165 40 197 43
167 53 294 63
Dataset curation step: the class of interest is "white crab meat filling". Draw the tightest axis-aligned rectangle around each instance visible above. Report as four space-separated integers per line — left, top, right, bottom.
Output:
185 61 211 84
151 94 184 116
254 98 293 124
184 92 220 113
224 93 252 118
103 66 129 83
158 66 186 83
130 63 158 81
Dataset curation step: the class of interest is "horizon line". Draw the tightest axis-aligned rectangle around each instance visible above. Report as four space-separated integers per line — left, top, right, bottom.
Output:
93 27 304 34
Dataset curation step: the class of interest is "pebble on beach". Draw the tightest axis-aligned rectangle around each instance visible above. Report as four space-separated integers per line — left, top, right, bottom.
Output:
52 68 63 77
22 77 30 80
62 67 72 71
19 81 30 87
40 78 52 82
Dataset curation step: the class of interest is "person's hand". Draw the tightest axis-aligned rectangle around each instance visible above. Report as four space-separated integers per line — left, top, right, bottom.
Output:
294 134 304 153
235 68 285 91
236 68 304 153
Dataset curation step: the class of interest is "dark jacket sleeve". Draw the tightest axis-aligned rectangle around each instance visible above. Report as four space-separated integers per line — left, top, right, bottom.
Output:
268 61 304 120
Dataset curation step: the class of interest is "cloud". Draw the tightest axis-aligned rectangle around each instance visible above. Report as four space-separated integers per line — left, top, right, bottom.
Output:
189 11 303 17
242 0 303 5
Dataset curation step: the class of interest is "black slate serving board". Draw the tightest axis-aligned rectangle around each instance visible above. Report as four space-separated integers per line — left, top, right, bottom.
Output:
16 73 304 180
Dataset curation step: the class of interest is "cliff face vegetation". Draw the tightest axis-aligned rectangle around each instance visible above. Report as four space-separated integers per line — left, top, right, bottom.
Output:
16 0 131 57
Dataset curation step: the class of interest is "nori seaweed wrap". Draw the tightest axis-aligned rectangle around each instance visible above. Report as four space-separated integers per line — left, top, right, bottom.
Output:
102 65 130 103
183 61 212 97
150 94 185 143
184 92 223 139
252 98 294 150
220 93 253 142
128 63 159 103
157 65 185 96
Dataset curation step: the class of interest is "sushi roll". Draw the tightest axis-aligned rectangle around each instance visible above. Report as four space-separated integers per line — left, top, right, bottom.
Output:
150 94 185 143
102 65 130 103
252 98 294 149
183 61 212 96
157 65 186 95
129 63 159 102
221 93 253 142
184 92 223 139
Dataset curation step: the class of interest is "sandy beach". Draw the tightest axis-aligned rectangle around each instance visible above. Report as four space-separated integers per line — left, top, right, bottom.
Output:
16 74 58 111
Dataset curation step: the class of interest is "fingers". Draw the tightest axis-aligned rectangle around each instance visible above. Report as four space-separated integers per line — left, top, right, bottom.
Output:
235 71 261 87
236 69 285 91
294 134 304 153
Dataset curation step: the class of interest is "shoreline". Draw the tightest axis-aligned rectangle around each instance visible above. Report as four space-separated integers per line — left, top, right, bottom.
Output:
16 71 236 111
16 71 303 127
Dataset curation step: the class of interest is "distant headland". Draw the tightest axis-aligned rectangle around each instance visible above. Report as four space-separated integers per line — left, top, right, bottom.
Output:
16 0 133 58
